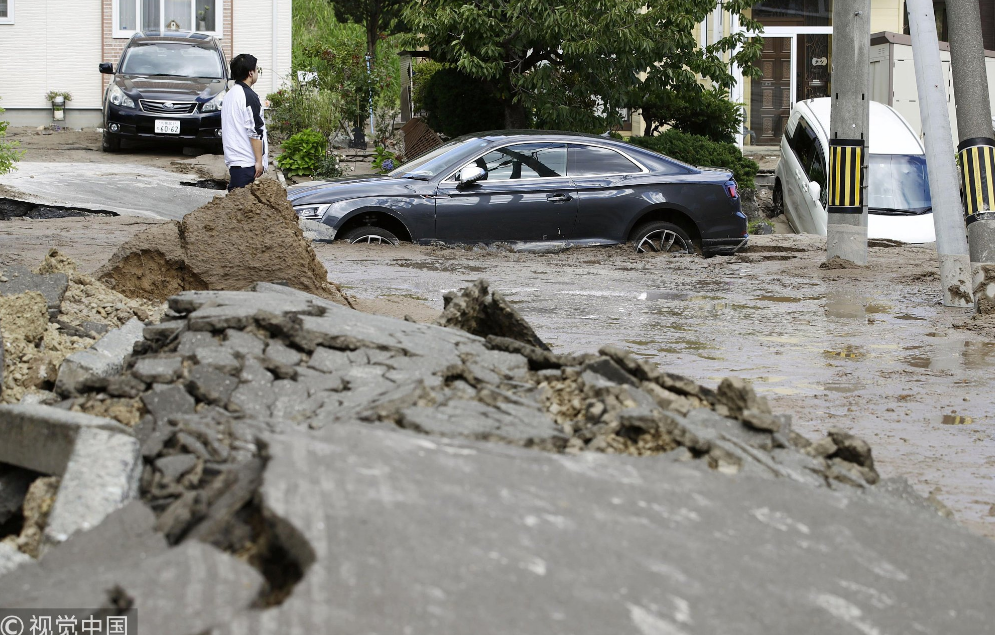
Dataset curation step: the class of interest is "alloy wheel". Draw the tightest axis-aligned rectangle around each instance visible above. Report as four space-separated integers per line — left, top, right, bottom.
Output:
635 229 691 254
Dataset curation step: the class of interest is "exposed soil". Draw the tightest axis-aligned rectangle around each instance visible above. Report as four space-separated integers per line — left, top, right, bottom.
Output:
97 180 350 305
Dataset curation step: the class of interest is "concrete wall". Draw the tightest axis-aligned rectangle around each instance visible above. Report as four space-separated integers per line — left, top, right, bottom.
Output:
0 0 104 119
233 0 292 98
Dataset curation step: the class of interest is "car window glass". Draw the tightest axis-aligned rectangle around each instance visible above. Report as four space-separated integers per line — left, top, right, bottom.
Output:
567 144 641 176
121 43 223 78
392 138 489 179
472 143 567 180
792 117 818 170
807 141 828 206
867 154 932 211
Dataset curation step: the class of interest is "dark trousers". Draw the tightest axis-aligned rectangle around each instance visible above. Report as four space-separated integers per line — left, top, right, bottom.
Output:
228 166 256 191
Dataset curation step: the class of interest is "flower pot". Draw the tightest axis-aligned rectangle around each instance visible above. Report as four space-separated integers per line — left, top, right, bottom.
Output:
53 108 64 121
198 20 206 31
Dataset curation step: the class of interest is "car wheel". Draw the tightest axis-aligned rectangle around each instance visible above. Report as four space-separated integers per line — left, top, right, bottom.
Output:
631 221 694 255
772 182 784 217
342 226 400 245
102 130 121 153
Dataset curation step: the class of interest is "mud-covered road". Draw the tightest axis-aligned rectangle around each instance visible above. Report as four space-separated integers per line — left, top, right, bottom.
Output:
314 237 995 539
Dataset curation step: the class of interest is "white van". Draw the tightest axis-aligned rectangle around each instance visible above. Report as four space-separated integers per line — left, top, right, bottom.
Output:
773 98 934 243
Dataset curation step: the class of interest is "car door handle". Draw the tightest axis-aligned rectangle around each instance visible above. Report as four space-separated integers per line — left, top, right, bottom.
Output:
547 193 572 202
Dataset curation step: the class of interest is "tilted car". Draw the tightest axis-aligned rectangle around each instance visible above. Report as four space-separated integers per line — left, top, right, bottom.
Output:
288 131 748 255
774 98 934 243
98 32 228 153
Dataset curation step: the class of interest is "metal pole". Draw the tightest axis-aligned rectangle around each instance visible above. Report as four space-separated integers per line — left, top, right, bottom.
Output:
827 0 870 265
947 0 995 313
907 0 974 307
366 54 376 138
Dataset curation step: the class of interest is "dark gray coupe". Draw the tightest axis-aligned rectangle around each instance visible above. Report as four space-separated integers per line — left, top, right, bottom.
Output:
288 131 748 255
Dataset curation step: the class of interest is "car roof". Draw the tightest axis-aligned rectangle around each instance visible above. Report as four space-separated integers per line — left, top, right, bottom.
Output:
797 97 925 155
454 130 618 143
130 32 218 48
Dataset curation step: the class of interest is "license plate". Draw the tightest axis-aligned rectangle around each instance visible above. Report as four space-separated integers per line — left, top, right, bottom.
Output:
154 119 181 134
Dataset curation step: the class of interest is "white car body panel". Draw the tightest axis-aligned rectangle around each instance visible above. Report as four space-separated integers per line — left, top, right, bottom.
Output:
774 98 934 243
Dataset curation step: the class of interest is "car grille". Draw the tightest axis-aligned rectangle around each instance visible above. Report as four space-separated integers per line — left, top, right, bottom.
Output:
140 100 198 114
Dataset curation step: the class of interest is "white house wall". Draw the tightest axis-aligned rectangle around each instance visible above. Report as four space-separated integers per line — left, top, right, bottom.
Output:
0 0 103 111
232 0 291 98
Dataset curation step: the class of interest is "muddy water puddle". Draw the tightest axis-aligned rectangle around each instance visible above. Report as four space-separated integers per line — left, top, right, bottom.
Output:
320 242 995 538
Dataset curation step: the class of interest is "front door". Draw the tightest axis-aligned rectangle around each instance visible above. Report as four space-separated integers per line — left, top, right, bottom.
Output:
751 37 792 146
434 142 576 242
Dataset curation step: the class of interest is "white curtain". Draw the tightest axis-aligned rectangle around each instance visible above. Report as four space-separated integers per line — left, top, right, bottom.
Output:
164 0 191 31
119 0 138 30
142 0 160 32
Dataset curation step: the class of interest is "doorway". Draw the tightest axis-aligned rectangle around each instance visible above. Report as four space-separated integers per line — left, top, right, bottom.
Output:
751 37 793 145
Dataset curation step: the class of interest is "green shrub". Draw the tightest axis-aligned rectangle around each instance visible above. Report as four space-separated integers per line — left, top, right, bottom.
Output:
314 152 345 179
267 86 344 143
276 128 328 176
639 86 744 144
629 129 758 189
420 66 505 137
0 101 22 176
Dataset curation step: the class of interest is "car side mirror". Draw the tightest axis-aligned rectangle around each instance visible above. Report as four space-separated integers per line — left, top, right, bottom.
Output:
99 62 114 75
457 165 486 187
808 181 821 201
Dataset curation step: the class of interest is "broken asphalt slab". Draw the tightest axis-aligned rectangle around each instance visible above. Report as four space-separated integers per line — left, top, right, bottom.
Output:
219 424 995 635
0 162 220 220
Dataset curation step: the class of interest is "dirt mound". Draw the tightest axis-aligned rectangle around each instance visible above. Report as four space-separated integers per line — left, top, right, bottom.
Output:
1 250 162 404
96 179 350 305
820 256 864 270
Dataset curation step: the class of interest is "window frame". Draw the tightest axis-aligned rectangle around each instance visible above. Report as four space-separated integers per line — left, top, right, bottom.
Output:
0 0 14 25
445 140 649 183
113 0 223 39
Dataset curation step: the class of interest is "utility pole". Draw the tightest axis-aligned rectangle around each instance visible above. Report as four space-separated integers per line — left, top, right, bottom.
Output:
907 0 974 307
947 0 995 313
827 0 870 265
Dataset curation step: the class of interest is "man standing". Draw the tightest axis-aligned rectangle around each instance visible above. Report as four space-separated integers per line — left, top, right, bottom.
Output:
222 54 268 190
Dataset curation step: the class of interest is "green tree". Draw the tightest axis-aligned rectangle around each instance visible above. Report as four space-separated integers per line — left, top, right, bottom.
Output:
405 0 762 133
329 0 409 66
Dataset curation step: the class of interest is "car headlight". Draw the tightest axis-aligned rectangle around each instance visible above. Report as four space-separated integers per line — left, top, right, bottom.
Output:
293 204 330 220
108 84 135 108
201 90 225 112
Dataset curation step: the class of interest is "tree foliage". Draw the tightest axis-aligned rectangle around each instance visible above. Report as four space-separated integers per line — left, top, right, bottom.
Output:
405 0 763 133
639 85 744 142
419 66 505 137
329 0 409 64
289 0 401 135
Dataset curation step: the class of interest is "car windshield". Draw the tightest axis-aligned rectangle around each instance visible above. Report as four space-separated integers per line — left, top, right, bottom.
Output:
389 138 490 179
120 43 223 78
867 154 931 212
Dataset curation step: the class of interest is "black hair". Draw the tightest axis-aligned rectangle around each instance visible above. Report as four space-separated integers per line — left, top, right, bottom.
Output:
230 54 257 82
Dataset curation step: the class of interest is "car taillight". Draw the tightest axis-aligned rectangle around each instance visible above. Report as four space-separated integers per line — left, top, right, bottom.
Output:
725 181 738 199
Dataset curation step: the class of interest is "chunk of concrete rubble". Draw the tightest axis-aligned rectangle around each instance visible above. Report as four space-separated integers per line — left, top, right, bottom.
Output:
299 217 336 242
436 279 550 350
0 264 69 319
0 502 264 635
0 542 32 577
0 405 140 550
54 318 145 396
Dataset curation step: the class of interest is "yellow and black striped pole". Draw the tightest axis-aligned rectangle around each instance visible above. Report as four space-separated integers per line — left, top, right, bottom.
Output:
828 139 864 214
958 138 995 220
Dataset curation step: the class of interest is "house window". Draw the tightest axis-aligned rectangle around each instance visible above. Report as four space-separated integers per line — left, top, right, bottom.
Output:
0 0 13 24
114 0 221 38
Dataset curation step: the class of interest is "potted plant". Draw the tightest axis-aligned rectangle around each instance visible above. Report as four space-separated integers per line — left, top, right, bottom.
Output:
197 5 210 30
45 91 72 122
